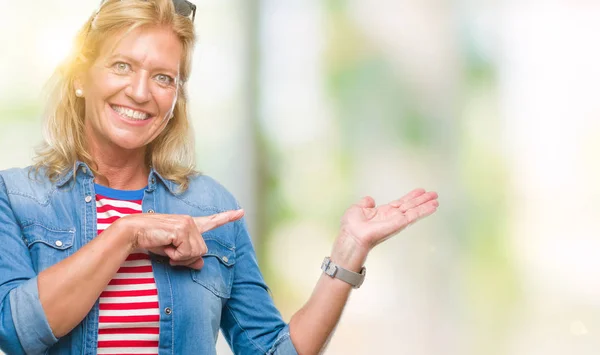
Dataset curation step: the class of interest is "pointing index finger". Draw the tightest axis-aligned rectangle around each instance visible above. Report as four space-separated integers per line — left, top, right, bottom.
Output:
193 209 245 233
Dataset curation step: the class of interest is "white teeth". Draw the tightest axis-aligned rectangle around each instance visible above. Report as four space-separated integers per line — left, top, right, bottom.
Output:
111 105 150 120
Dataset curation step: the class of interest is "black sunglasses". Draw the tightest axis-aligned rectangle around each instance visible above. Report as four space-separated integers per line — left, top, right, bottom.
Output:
98 0 197 22
172 0 196 22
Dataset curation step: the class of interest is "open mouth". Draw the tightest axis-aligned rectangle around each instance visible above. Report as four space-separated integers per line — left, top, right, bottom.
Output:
110 105 153 121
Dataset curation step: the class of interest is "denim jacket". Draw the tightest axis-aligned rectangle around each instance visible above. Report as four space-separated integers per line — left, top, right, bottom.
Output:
0 162 298 355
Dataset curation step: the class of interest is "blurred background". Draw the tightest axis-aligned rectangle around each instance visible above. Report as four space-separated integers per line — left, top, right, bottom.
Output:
1 0 600 354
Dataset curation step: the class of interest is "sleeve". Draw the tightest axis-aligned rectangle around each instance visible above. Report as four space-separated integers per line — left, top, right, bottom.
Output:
0 175 58 355
219 216 299 355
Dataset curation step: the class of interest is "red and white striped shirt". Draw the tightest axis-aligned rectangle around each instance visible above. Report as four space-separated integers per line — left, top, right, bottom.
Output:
95 185 160 355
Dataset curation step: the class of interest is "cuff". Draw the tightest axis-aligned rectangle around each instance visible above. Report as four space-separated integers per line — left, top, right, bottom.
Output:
267 324 299 355
9 277 58 354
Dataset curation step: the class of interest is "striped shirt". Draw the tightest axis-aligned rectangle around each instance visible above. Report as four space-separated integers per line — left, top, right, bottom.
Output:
95 184 160 355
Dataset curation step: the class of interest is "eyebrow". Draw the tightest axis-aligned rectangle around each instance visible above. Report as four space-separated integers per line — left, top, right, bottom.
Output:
106 54 180 77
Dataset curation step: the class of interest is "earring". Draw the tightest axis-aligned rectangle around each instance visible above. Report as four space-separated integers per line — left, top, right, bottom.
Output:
75 89 84 97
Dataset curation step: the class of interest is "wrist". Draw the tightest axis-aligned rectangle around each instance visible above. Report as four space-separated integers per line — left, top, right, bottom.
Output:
321 256 367 288
330 233 369 273
113 216 139 252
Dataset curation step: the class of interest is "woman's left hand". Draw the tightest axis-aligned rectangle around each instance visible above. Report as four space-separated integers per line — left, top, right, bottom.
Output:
334 188 439 262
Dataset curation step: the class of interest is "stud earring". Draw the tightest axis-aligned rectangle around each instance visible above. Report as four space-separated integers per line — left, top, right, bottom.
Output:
75 89 84 97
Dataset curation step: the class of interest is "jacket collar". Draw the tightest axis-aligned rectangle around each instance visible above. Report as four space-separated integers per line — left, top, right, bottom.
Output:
55 162 181 195
56 161 90 187
148 167 181 195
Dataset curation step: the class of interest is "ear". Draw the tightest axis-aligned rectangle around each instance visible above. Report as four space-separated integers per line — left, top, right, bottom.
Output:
72 62 89 91
73 76 84 92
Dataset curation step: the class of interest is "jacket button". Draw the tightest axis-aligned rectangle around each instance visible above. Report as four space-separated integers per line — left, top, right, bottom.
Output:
55 240 63 247
82 167 87 174
85 195 92 203
222 256 229 263
164 307 172 315
147 209 155 213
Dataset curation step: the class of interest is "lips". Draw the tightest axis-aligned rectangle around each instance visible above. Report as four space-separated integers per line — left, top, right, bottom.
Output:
107 104 158 128
110 104 153 121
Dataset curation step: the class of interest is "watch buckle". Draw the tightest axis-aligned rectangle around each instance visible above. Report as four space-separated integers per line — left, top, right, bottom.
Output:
321 257 337 277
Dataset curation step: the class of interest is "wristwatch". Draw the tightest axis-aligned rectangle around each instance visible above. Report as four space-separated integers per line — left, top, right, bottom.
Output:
321 257 366 289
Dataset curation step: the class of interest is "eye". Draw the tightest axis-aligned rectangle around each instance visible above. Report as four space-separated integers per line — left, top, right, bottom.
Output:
155 74 175 86
113 62 131 73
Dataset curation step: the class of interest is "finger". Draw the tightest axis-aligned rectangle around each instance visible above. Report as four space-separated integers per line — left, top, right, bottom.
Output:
402 200 439 225
162 245 179 260
147 247 168 257
389 188 427 208
185 231 207 261
355 196 376 208
398 191 438 213
196 236 208 256
370 200 439 242
188 218 208 255
163 244 195 261
193 209 245 233
169 256 202 268
169 236 193 260
188 258 205 270
132 228 176 251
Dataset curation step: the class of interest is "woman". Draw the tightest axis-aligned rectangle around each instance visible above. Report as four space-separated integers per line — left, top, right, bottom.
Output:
0 0 439 354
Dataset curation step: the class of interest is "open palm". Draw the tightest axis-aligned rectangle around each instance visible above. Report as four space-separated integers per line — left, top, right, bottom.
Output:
340 188 439 251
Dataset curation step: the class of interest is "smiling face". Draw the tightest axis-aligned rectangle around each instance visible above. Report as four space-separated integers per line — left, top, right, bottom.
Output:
79 25 183 155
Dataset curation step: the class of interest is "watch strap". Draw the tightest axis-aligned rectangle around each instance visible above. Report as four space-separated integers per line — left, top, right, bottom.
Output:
321 256 366 289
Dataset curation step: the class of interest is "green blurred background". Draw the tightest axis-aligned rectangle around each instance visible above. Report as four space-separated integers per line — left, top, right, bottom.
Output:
1 1 600 354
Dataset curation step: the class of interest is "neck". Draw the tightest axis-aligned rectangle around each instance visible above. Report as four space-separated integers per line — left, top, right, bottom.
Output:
86 142 150 191
93 159 150 190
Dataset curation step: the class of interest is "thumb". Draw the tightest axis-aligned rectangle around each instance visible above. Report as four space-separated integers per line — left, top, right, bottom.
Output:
356 196 376 209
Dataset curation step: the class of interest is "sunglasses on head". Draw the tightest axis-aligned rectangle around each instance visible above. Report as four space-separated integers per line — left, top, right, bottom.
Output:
172 0 196 22
98 0 197 22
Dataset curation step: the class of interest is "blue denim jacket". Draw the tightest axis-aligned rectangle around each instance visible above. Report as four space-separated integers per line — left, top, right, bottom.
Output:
0 163 298 355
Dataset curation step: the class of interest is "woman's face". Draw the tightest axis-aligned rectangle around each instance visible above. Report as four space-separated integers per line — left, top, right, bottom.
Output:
80 25 183 154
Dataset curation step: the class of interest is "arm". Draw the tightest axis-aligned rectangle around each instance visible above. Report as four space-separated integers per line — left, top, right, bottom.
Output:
220 189 437 355
0 175 127 354
0 184 137 355
220 216 298 355
39 210 243 338
0 177 45 354
36 218 135 337
289 189 439 354
287 237 365 355
0 174 242 354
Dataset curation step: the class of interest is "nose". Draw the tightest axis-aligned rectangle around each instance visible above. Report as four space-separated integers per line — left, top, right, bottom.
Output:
125 71 151 103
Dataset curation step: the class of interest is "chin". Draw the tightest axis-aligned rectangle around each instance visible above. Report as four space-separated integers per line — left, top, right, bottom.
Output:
109 136 151 151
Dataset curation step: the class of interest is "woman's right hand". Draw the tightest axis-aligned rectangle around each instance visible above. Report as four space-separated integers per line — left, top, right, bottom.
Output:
114 209 244 270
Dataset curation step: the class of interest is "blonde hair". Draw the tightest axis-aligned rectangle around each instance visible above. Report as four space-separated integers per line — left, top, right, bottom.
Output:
34 0 197 190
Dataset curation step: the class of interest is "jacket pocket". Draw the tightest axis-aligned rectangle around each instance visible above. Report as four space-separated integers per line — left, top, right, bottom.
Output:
22 224 75 273
190 239 236 298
